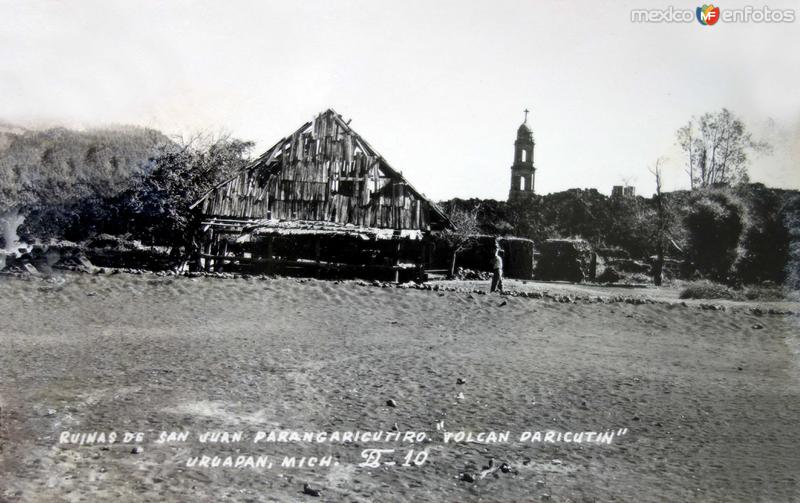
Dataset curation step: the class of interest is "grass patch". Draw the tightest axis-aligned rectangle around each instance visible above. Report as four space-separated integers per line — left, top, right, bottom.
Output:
679 281 739 300
743 285 790 302
679 281 790 301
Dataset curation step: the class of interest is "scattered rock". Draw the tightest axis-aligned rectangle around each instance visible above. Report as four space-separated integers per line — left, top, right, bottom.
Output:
77 256 96 271
130 446 143 454
751 323 764 330
456 377 466 385
597 267 621 284
302 483 321 497
536 480 545 488
498 300 508 307
453 267 491 281
500 463 511 473
455 392 464 401
768 308 790 315
460 472 476 483
23 263 40 275
386 399 397 408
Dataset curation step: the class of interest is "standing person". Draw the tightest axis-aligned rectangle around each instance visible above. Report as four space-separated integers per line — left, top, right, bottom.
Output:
490 245 504 293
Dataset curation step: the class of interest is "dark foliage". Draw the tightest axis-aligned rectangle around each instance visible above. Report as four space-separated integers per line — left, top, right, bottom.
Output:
118 137 253 247
442 183 797 287
683 190 745 283
679 281 788 301
0 125 171 242
783 194 800 289
1 124 254 259
734 184 790 284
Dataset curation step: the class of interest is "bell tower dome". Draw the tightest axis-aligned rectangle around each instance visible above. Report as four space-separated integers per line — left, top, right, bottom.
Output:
508 109 536 201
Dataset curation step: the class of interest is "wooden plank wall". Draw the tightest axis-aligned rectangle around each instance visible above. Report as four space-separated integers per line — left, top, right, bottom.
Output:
200 111 431 230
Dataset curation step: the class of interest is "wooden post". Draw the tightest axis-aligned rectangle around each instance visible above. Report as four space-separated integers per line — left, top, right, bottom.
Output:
265 237 274 275
314 236 321 278
210 240 218 272
192 235 202 272
418 237 429 282
204 230 214 272
217 239 228 272
393 240 401 283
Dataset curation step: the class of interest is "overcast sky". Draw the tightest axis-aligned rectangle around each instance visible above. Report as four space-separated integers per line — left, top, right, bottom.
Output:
1 0 798 200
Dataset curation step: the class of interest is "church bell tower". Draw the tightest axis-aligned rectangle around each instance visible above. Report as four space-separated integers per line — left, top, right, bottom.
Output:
508 109 536 201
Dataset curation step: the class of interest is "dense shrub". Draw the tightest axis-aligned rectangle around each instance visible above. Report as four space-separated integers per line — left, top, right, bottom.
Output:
783 194 800 290
0 125 253 255
684 190 745 283
118 138 253 247
734 184 790 283
1 125 170 243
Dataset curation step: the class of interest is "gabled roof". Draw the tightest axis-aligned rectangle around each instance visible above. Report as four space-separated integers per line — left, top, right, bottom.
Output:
190 108 453 229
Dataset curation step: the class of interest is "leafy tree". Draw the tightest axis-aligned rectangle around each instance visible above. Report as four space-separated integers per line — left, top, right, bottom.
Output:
122 135 254 251
439 202 481 277
676 109 770 189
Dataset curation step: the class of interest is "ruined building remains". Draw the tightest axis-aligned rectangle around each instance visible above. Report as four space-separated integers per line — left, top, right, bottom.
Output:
611 185 636 198
190 109 453 280
508 109 536 202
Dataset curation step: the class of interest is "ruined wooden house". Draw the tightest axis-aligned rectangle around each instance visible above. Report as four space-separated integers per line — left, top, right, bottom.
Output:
190 109 453 280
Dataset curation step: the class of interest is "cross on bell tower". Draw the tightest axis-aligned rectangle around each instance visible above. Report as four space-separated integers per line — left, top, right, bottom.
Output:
508 108 536 201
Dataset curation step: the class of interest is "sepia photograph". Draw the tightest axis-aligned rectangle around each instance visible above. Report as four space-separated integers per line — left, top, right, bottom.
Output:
0 1 798 502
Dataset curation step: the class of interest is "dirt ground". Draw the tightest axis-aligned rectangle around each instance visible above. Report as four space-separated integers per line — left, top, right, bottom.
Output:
1 272 799 502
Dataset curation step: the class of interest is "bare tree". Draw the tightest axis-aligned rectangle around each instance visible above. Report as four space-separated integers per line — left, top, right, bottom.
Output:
440 203 481 278
676 108 771 189
649 158 667 286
